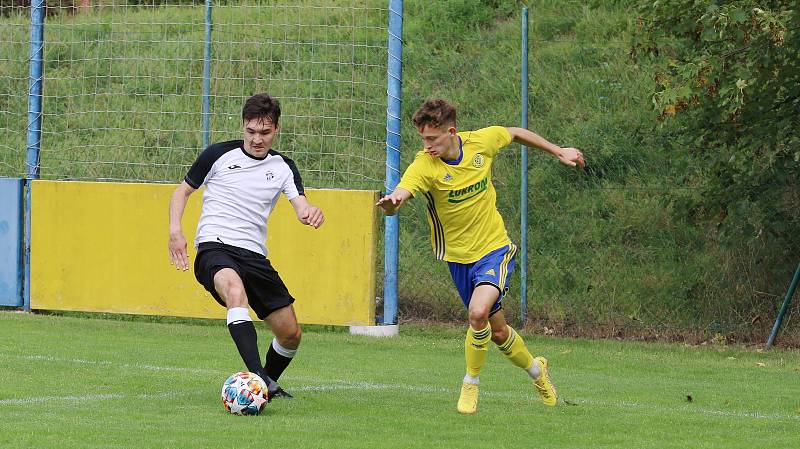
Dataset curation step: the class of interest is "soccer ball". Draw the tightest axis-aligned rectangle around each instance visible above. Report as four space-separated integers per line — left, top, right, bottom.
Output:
221 371 268 415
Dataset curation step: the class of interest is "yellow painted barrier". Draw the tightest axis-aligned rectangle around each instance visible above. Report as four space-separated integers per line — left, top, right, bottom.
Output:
30 180 377 326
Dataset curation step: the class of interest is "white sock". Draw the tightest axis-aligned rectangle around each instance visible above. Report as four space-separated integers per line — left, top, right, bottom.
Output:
463 374 480 385
226 307 251 325
271 338 297 358
527 359 542 380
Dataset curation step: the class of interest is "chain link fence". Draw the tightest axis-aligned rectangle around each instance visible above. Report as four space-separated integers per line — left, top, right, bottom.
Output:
397 22 798 341
0 5 27 176
1 2 796 341
0 1 387 189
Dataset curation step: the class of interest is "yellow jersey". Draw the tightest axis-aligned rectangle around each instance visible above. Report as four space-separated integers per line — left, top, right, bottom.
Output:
397 126 513 263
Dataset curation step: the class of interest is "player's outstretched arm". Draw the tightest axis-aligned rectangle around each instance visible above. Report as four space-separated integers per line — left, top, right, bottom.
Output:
375 187 412 216
168 181 197 271
290 195 325 229
507 127 585 168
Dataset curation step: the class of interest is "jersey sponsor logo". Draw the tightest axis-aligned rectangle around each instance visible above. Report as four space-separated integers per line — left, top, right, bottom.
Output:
472 154 485 168
228 164 242 170
447 177 488 203
265 171 275 181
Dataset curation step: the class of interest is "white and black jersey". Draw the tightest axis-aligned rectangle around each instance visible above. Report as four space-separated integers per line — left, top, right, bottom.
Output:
185 140 304 257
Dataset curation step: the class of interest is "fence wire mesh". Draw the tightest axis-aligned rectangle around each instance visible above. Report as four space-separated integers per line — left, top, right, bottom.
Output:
0 1 387 189
397 25 798 339
0 2 795 340
0 5 27 176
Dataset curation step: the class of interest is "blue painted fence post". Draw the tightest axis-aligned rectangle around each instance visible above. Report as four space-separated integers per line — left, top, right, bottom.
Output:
202 0 212 149
24 0 46 312
383 0 404 325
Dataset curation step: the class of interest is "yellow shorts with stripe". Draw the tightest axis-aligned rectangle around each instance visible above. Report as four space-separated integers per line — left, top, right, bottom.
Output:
447 243 517 315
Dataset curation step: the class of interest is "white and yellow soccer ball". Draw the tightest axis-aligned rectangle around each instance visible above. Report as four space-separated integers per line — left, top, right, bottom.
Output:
221 371 268 415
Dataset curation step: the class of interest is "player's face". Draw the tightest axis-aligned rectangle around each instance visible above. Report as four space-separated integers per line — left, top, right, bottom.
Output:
243 117 279 158
417 124 456 159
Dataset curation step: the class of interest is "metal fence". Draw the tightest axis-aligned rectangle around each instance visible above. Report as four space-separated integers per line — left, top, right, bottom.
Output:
0 1 388 189
395 14 797 339
1 2 796 339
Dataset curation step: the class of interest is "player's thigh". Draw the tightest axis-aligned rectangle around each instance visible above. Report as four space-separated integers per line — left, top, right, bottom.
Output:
213 268 248 308
264 305 301 347
467 284 501 321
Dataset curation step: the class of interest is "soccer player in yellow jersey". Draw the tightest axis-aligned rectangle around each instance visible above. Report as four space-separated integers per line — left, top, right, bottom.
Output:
376 98 585 414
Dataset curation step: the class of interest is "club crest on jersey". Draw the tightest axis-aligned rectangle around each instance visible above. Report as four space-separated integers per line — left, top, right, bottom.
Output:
443 173 453 182
472 154 485 168
265 171 275 181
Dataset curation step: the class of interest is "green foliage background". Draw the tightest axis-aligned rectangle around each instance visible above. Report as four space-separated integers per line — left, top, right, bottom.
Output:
0 0 797 342
633 0 799 301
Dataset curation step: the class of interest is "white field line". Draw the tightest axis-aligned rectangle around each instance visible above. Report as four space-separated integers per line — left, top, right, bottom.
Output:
1 353 797 422
566 398 800 422
0 381 444 406
293 379 449 394
0 391 188 406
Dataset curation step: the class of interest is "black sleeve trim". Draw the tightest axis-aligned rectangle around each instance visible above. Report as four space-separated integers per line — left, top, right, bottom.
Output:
269 149 305 196
184 140 243 188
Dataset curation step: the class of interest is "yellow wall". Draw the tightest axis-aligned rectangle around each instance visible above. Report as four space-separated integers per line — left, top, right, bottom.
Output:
30 180 377 326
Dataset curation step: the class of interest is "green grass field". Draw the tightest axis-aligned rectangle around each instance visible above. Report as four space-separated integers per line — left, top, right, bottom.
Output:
1 312 797 448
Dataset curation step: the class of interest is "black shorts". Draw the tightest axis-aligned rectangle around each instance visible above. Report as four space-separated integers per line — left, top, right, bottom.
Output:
194 242 295 320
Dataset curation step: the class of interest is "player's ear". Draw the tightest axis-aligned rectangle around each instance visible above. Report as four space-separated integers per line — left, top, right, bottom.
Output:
447 126 456 136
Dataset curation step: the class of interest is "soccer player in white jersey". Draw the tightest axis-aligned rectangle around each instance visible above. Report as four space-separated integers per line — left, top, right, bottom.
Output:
168 93 324 399
377 98 585 414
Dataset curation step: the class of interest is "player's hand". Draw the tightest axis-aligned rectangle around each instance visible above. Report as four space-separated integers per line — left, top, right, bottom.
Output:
557 147 585 168
300 205 324 229
168 233 190 271
375 194 400 215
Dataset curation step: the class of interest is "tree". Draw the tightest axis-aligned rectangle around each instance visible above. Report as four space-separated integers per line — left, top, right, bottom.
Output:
634 1 799 263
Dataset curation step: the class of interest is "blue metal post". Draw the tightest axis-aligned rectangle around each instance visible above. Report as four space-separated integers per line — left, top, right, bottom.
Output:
766 263 800 347
24 0 45 312
202 0 213 149
519 7 529 325
383 0 404 325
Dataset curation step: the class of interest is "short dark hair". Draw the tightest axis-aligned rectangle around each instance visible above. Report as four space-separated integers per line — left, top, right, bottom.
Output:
411 98 457 129
242 93 281 125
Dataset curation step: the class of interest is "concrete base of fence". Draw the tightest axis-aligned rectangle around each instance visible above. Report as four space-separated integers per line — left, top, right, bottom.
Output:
349 324 400 337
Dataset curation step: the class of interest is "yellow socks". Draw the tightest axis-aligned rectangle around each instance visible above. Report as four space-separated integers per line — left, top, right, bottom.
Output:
497 325 535 372
464 324 491 378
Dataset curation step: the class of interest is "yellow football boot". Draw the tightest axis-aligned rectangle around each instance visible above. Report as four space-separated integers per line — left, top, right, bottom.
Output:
457 382 479 414
533 357 557 406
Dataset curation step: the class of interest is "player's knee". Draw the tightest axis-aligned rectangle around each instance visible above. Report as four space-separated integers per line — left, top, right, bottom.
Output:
277 326 301 349
467 306 490 327
289 327 302 347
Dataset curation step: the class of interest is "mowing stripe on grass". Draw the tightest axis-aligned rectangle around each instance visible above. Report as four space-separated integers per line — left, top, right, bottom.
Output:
0 391 191 406
1 353 218 375
2 372 797 423
571 398 800 422
3 352 797 423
